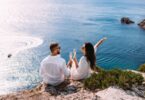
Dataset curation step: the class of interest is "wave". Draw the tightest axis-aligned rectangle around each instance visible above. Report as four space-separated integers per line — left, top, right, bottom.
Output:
0 35 43 58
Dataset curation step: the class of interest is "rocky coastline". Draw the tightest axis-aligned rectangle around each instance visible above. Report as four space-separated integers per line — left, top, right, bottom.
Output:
0 70 144 100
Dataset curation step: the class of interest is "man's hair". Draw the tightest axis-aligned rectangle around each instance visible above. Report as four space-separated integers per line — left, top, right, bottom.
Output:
50 43 59 52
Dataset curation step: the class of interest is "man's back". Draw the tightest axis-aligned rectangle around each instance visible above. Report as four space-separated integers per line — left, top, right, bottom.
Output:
39 55 70 86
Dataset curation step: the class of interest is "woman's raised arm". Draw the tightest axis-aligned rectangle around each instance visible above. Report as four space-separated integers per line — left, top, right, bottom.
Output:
94 37 107 49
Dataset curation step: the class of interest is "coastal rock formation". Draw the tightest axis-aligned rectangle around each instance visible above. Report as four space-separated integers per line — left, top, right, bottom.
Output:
138 19 145 29
0 81 98 100
8 54 12 58
96 87 144 100
0 79 145 100
121 17 135 24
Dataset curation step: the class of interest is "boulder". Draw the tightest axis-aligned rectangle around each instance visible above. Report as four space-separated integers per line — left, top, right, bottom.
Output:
8 54 12 58
96 87 144 100
121 17 135 24
138 19 145 30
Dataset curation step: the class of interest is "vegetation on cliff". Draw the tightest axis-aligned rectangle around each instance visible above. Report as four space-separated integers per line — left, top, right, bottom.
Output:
84 68 144 90
138 64 145 72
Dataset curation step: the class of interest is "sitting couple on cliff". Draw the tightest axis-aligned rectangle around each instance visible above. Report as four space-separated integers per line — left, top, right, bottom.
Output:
39 37 107 86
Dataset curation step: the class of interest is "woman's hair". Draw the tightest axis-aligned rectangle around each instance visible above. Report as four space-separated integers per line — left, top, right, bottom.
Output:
84 42 96 70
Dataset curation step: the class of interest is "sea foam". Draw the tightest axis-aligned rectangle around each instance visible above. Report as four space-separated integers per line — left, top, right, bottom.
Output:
0 35 43 58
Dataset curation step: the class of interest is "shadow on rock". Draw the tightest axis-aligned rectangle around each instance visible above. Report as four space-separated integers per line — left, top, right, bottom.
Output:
43 80 82 96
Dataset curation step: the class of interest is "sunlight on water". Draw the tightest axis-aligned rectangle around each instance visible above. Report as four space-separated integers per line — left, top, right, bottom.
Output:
0 35 43 58
0 0 46 94
0 32 43 94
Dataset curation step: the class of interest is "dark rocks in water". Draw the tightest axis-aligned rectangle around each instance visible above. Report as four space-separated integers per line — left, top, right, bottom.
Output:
121 17 135 24
8 54 12 58
138 19 145 30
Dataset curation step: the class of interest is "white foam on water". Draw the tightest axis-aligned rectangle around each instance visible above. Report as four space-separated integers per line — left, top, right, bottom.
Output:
0 35 43 58
0 35 43 94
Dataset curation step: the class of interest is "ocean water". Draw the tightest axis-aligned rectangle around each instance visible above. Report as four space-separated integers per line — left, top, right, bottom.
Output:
0 0 145 94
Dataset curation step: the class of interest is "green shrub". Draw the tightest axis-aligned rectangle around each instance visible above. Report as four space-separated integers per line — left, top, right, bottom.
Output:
84 69 144 90
138 64 145 72
118 71 144 89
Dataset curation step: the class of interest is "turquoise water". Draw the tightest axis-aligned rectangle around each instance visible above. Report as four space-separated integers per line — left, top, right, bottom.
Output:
0 0 145 94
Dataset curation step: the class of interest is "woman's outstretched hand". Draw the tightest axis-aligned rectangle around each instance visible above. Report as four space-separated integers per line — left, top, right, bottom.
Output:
103 37 107 40
94 37 107 48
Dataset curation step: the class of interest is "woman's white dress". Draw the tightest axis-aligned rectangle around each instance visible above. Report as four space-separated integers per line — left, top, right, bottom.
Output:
70 48 97 80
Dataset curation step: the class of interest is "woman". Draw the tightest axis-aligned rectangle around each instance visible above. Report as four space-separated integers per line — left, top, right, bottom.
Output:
68 37 107 80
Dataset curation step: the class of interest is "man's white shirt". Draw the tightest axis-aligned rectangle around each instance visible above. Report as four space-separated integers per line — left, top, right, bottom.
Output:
39 55 70 86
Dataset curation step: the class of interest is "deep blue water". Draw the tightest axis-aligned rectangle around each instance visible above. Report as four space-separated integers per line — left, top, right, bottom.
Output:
0 0 145 94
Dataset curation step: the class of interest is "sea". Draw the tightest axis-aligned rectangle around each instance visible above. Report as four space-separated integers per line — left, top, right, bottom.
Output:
0 0 145 94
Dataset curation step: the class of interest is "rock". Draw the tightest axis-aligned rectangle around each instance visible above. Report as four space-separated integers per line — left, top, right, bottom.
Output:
0 78 145 100
65 85 77 94
8 54 12 58
126 90 137 96
138 19 145 30
42 80 78 96
121 17 135 24
131 85 145 98
96 87 144 100
45 86 58 96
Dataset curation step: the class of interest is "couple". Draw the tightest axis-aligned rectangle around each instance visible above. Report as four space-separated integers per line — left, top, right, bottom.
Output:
39 37 107 86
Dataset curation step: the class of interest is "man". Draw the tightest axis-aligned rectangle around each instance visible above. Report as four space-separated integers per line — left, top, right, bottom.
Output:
39 43 70 86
